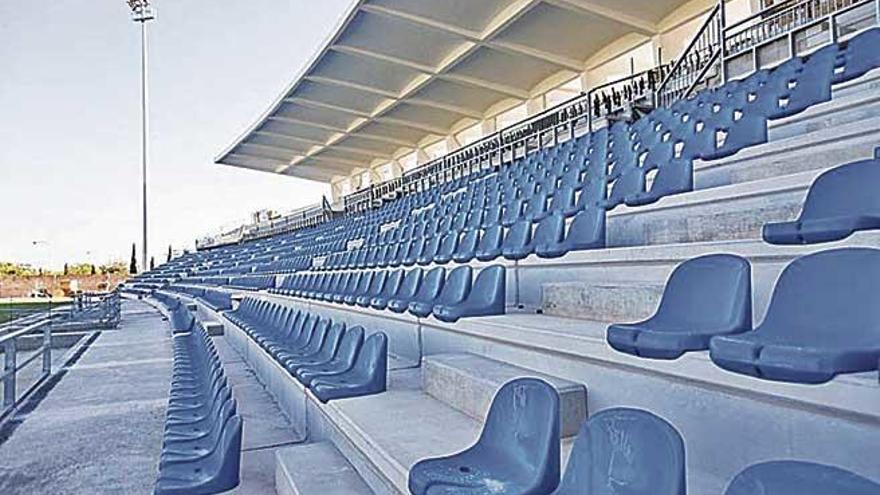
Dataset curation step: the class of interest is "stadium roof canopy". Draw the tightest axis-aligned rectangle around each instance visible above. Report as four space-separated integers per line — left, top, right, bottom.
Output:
216 0 692 182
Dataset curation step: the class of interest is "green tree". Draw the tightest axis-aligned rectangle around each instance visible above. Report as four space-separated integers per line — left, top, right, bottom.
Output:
129 244 138 275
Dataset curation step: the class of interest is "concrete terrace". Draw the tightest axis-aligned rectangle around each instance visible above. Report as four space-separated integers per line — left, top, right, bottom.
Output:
0 299 299 495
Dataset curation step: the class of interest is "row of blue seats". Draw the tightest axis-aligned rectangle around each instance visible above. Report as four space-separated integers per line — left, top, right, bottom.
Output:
409 377 880 494
606 248 880 384
271 265 506 322
153 302 242 495
315 208 606 271
225 298 388 402
226 274 275 290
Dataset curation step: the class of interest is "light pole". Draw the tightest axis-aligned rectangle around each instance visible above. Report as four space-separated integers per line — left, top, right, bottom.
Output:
125 0 155 273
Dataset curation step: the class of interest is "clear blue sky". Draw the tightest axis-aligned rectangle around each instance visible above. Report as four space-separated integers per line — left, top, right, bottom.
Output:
1 0 351 269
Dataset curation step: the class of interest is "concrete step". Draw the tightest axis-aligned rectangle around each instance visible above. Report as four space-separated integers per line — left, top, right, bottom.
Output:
416 313 880 495
542 280 662 322
767 68 880 141
608 166 823 248
515 231 880 320
275 442 373 495
693 115 880 190
319 371 484 494
422 353 587 437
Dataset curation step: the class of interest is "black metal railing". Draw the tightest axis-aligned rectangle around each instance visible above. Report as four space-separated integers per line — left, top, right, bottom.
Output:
657 1 726 107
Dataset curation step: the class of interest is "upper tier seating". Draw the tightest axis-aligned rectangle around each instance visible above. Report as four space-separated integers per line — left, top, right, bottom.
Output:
408 378 560 495
710 248 880 383
607 254 752 359
724 461 880 495
224 297 387 401
763 151 880 245
154 306 242 495
550 408 686 495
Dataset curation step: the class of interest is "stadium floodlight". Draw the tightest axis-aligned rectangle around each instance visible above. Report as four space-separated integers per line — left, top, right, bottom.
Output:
125 0 155 272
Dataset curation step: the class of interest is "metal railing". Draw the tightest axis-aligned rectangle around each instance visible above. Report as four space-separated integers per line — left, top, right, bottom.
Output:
0 291 121 422
587 63 676 128
657 0 726 107
0 317 52 421
723 0 877 78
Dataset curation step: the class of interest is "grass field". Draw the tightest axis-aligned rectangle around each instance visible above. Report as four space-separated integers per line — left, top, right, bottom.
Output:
0 301 54 325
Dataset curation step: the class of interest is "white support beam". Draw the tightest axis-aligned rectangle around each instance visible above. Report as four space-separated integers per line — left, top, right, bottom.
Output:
546 0 657 35
284 97 372 118
304 75 398 99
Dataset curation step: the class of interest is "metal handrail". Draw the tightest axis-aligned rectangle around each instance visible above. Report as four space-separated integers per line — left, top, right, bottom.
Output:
657 1 725 107
0 317 52 422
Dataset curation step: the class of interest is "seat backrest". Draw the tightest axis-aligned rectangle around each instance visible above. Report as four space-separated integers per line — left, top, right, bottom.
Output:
761 248 880 339
351 333 388 387
477 225 503 252
556 408 685 495
468 266 506 309
480 378 560 484
653 254 752 329
724 460 880 495
565 208 606 250
380 269 404 297
316 322 345 360
437 265 472 306
335 326 365 365
396 268 423 299
533 213 565 246
503 219 532 250
800 158 880 221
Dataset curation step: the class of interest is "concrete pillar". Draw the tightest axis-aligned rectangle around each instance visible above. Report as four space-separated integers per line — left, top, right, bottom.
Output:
387 160 404 178
415 148 431 166
480 119 497 136
526 96 546 116
330 177 346 204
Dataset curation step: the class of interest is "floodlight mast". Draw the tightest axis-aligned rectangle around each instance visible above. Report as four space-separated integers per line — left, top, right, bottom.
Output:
126 0 155 272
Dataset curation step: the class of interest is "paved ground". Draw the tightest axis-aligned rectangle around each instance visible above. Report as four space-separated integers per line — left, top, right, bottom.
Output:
0 298 303 495
0 301 171 494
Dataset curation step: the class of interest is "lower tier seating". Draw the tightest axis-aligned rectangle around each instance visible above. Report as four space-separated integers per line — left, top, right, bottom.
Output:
272 265 506 322
225 297 388 402
154 311 242 495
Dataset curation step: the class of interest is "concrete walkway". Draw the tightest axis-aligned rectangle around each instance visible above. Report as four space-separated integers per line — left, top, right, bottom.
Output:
0 300 172 494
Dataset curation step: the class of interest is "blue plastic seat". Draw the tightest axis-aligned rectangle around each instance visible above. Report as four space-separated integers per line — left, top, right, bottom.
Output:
284 322 345 374
296 326 365 387
551 408 685 495
834 28 880 84
710 248 880 383
434 232 459 265
345 271 374 306
433 266 505 322
356 271 388 307
724 461 880 495
409 266 469 318
763 154 880 244
371 269 404 310
475 225 503 261
311 332 388 402
408 378 560 495
608 254 752 359
387 268 426 313
453 229 480 263
154 416 242 495
535 208 605 258
500 219 534 261
624 159 694 206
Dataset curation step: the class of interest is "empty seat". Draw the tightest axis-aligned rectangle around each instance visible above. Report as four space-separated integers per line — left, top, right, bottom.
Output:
608 254 752 359
409 266 470 318
551 408 686 495
763 154 880 245
710 248 880 383
296 326 365 387
311 332 388 402
535 208 605 258
833 28 880 83
433 265 506 322
408 378 560 495
724 461 880 495
386 268 426 313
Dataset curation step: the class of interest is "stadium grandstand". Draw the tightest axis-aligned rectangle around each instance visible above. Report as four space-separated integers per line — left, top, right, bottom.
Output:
11 0 880 493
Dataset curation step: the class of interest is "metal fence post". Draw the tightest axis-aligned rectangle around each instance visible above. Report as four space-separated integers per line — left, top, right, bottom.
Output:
42 321 52 374
4 339 16 407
